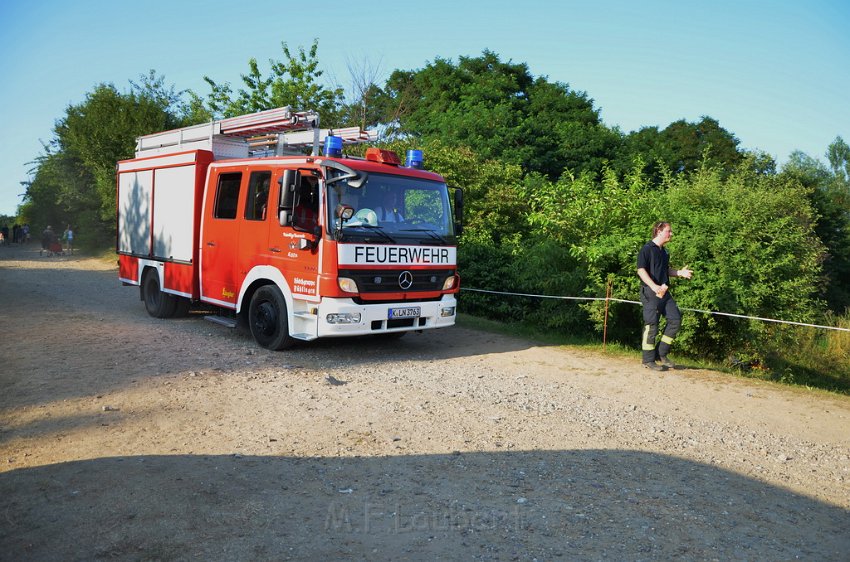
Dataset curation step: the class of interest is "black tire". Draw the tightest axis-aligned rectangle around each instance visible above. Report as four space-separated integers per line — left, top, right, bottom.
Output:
142 269 177 318
173 297 191 318
248 285 295 350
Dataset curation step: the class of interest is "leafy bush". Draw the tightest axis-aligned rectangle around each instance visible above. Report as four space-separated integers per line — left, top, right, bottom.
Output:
664 164 824 359
459 157 826 364
458 235 589 331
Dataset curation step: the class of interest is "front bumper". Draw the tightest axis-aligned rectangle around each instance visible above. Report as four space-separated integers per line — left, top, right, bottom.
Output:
316 294 457 337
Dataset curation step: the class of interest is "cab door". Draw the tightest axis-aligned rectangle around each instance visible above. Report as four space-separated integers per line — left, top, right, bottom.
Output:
200 168 243 307
237 169 273 280
266 168 322 301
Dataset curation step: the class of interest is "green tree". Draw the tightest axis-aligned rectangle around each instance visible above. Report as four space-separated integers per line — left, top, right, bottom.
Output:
615 116 743 181
826 135 850 182
338 56 391 131
339 82 390 131
520 79 621 179
661 116 742 174
613 125 670 183
192 40 345 124
382 50 618 180
21 75 182 245
56 83 180 221
18 150 90 239
784 142 850 313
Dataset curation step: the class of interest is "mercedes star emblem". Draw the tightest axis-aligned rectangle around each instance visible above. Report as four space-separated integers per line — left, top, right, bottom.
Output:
398 271 413 290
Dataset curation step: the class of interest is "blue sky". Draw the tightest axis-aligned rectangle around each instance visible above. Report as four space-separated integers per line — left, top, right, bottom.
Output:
1 0 848 216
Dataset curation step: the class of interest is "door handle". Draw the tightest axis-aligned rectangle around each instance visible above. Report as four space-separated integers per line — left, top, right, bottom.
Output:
206 241 216 247
269 247 281 253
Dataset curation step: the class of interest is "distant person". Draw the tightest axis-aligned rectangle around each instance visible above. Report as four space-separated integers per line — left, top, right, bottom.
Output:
64 225 74 253
637 221 692 371
41 225 56 256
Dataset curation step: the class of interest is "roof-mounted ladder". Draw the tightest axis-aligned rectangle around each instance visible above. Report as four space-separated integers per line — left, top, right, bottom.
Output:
249 126 378 157
133 107 376 160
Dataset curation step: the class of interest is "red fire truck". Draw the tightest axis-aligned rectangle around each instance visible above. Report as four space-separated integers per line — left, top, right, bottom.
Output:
117 107 462 350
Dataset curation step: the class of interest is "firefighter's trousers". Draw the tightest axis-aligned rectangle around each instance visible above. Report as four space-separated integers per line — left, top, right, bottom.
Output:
640 285 682 364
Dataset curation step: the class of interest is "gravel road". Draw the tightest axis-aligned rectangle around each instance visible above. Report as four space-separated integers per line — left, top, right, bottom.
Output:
1 245 848 561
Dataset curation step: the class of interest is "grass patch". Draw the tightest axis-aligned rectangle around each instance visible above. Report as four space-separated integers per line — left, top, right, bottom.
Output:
91 247 119 266
70 245 118 266
760 314 850 395
457 312 850 396
458 313 641 360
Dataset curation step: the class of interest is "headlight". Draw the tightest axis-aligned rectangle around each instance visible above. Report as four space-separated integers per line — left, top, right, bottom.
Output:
338 277 358 293
440 306 456 317
326 313 362 324
442 276 457 290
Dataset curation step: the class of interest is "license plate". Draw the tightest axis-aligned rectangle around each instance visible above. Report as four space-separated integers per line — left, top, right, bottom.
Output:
388 306 421 319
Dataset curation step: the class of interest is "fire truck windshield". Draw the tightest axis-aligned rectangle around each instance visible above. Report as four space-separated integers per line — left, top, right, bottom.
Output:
327 172 456 244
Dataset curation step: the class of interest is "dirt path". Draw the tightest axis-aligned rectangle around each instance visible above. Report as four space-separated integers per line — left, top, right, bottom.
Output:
1 244 848 560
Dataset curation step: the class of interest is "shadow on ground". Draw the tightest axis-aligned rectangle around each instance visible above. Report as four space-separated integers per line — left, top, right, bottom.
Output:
1 450 847 560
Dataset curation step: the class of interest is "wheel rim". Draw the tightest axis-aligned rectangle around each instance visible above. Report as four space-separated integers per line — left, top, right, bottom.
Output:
253 300 278 337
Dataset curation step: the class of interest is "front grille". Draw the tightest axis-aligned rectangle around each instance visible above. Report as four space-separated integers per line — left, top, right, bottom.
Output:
372 318 429 330
339 269 454 293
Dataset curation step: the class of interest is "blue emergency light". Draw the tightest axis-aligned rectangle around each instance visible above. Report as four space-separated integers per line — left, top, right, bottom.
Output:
324 135 343 157
406 149 424 169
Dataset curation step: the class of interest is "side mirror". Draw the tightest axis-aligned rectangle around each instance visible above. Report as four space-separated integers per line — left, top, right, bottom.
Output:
453 187 464 236
336 204 355 221
281 169 302 195
279 169 301 225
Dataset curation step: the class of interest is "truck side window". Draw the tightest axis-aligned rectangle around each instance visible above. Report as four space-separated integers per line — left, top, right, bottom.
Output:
292 176 319 232
214 172 242 219
245 171 271 221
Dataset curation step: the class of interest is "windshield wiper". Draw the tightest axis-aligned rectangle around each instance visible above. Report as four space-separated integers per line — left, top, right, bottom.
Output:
344 224 397 244
398 228 447 244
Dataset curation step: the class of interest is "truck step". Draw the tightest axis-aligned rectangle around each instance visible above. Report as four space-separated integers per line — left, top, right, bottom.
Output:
204 315 238 329
291 333 318 341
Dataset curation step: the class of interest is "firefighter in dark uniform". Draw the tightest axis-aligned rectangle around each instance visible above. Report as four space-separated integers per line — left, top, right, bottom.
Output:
637 221 692 370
